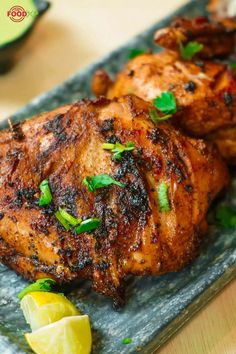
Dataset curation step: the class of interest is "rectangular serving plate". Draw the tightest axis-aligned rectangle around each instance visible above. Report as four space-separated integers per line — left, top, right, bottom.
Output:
1 0 236 353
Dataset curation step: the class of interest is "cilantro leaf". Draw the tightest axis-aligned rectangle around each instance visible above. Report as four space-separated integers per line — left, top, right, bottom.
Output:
149 109 172 124
230 63 236 69
122 337 133 345
83 174 125 192
153 91 177 115
128 48 146 59
180 41 203 60
216 205 236 228
158 182 171 212
102 141 135 160
18 278 57 300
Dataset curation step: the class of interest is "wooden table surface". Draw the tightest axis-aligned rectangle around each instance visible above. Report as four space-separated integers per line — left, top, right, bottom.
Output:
0 1 236 353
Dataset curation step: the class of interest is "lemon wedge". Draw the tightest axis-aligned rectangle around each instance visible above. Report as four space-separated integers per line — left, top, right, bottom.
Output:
20 292 79 331
25 315 92 354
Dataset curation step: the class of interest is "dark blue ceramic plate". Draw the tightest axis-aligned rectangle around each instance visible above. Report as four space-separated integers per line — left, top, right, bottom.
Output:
1 1 236 353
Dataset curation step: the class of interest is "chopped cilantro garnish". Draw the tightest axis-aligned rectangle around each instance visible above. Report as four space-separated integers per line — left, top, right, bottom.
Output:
153 91 177 115
103 141 135 160
179 41 203 60
158 182 171 212
18 278 57 300
75 218 101 234
216 205 236 228
38 179 52 206
149 109 172 124
83 174 125 192
128 48 145 59
122 337 133 345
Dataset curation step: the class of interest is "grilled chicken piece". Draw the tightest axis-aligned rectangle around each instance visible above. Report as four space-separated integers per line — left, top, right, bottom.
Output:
93 51 236 162
154 17 236 58
0 95 229 304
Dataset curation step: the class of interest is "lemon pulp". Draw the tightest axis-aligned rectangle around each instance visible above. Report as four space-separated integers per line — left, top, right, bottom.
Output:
20 292 79 331
25 315 92 354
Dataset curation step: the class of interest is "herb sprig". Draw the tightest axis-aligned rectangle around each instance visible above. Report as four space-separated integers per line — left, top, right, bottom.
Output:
150 91 177 124
102 141 135 160
149 109 172 124
153 91 177 115
83 174 125 192
179 41 203 60
18 278 57 300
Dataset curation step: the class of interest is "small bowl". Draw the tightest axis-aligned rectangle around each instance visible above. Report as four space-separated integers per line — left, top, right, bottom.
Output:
0 0 50 73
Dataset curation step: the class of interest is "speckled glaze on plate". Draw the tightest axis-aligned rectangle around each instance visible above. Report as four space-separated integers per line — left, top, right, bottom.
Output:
0 1 236 353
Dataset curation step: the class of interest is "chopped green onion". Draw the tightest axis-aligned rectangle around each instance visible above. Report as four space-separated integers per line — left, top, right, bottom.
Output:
149 109 172 124
122 337 132 345
58 207 82 226
153 92 177 115
216 205 236 228
38 179 52 206
128 48 145 59
83 174 125 192
55 210 71 230
18 278 57 300
179 41 203 60
75 218 101 234
158 182 171 212
102 141 135 160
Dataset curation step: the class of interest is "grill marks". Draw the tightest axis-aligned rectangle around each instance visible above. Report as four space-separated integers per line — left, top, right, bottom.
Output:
10 122 25 141
115 153 149 223
0 96 229 304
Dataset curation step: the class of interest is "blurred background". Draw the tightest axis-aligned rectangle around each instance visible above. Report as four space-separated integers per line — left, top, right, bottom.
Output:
0 1 236 353
0 0 187 118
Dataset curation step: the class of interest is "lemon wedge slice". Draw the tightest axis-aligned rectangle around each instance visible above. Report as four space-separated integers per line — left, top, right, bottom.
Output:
20 292 79 331
25 315 92 354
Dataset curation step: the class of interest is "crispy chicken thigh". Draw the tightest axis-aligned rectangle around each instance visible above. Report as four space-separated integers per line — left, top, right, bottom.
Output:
0 95 229 304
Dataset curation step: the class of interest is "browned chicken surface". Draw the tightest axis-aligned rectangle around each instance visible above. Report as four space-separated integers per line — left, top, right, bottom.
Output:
93 50 236 163
0 95 229 304
154 17 236 58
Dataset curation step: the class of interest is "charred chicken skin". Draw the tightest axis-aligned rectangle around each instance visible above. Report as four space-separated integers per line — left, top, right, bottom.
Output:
0 95 229 304
92 18 236 163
